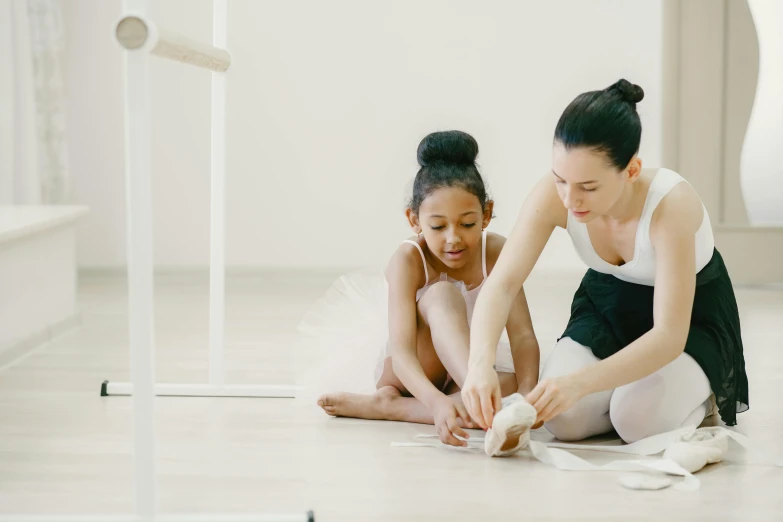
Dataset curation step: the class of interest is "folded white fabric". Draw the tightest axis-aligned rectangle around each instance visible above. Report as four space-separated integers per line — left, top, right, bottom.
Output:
484 393 538 457
619 474 673 491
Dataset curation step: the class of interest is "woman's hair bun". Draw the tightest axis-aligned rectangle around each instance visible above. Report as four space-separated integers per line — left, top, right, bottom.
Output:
608 78 644 104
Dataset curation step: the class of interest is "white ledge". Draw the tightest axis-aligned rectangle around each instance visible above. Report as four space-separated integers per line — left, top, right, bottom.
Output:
0 206 89 247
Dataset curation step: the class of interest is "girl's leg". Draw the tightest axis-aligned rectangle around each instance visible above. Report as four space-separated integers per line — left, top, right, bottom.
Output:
316 316 447 420
318 282 519 423
540 337 614 441
317 369 518 424
415 282 473 388
317 287 448 419
374 371 518 425
609 351 711 443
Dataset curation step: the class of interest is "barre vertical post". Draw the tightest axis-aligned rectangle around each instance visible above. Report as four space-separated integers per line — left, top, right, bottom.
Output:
209 0 228 386
121 0 157 517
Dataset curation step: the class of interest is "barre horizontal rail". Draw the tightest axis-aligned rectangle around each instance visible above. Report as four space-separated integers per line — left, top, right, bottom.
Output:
115 15 231 72
0 513 315 522
101 381 300 398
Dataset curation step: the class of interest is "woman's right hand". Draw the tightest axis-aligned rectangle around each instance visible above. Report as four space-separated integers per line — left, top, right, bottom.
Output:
461 365 502 430
432 396 473 447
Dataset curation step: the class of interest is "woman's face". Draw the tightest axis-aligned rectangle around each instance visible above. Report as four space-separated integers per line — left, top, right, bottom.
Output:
551 142 637 223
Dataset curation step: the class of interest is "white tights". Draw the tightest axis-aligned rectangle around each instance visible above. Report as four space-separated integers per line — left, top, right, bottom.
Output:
541 337 713 443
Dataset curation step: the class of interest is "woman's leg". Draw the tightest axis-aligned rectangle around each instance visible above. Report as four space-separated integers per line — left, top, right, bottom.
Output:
609 351 711 443
540 337 614 441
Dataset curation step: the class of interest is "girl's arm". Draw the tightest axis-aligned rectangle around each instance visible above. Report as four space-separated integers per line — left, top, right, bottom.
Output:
507 287 541 395
385 245 444 410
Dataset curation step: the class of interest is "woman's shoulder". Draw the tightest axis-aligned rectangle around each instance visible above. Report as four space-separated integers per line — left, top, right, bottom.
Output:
529 173 568 229
650 169 705 239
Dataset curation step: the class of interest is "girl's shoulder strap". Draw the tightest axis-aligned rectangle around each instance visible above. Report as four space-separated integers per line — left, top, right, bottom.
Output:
481 229 488 280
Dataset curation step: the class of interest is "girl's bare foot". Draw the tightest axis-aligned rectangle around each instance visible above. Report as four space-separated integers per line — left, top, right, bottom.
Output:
317 386 478 428
317 385 401 420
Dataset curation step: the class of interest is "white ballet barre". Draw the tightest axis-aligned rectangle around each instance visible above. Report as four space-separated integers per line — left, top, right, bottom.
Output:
60 1 313 522
0 515 314 522
103 6 300 401
101 381 301 398
115 15 231 72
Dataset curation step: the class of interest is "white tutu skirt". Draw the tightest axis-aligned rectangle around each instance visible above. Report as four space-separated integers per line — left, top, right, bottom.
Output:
295 271 515 405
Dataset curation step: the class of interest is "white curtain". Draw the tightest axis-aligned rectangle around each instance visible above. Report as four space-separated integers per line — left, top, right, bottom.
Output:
0 0 69 205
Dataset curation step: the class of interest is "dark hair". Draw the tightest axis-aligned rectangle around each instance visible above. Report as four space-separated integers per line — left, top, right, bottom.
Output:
554 79 645 170
408 130 488 214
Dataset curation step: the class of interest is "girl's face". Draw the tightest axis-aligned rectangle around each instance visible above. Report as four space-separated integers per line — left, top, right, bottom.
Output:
551 142 641 223
407 186 492 270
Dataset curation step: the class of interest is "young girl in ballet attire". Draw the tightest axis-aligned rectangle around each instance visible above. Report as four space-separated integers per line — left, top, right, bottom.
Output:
298 130 540 447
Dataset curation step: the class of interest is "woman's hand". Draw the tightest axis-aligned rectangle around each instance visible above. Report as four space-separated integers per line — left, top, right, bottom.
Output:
461 365 502 430
432 395 473 447
525 375 587 425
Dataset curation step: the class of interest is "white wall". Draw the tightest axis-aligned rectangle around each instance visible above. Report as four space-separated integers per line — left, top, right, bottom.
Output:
65 0 663 272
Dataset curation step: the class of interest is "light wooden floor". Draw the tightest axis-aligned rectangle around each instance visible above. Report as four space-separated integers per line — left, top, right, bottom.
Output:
1 270 781 521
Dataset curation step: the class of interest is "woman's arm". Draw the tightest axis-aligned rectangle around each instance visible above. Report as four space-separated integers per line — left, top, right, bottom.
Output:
469 176 562 371
528 182 702 423
463 175 564 428
572 183 700 393
488 234 541 394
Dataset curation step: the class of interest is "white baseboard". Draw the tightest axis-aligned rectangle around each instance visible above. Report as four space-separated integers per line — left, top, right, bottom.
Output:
0 314 81 371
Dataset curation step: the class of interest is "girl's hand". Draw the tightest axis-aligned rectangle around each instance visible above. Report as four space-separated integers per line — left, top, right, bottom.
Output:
461 365 502 430
525 376 587 425
432 396 473 447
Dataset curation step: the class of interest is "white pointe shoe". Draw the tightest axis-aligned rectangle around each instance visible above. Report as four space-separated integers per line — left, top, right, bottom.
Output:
663 426 730 473
484 393 538 457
